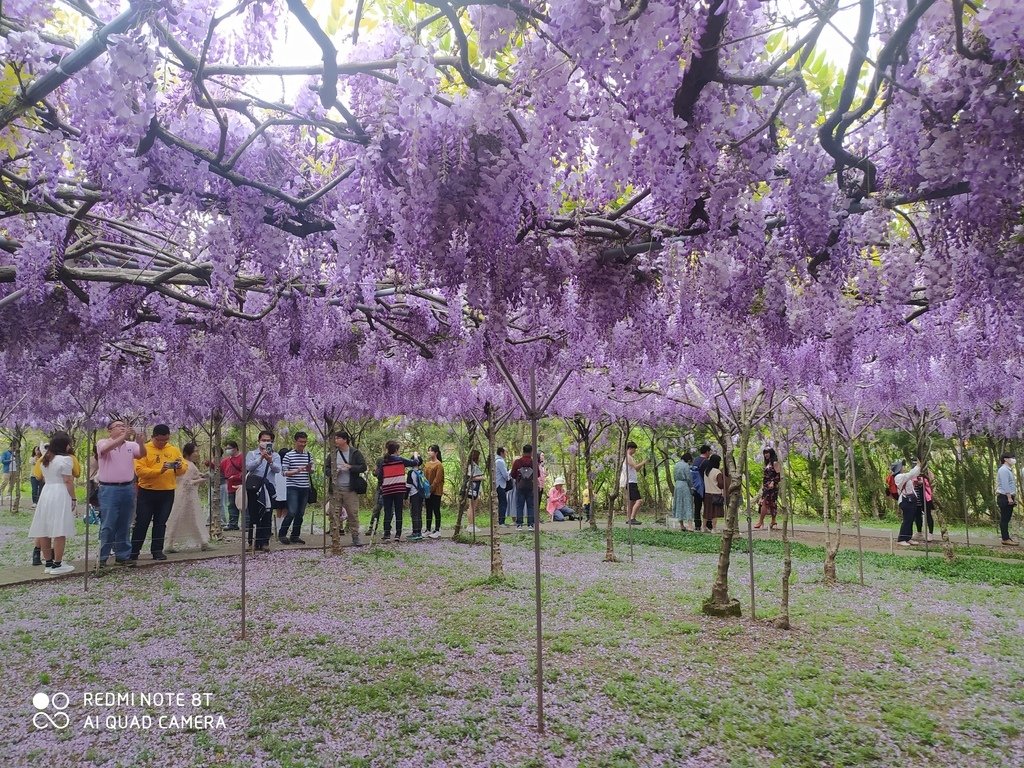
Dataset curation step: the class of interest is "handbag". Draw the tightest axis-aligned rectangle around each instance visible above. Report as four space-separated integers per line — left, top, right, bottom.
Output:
244 459 272 492
307 483 318 504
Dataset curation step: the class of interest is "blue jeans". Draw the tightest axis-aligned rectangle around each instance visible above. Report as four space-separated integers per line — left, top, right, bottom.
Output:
514 488 535 527
279 486 309 540
98 483 135 561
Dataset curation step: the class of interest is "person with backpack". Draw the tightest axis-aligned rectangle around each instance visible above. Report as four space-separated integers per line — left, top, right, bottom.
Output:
893 459 923 547
376 441 420 542
405 454 429 541
423 445 445 538
511 444 538 531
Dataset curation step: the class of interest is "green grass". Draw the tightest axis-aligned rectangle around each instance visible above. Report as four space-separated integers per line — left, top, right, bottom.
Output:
571 528 1024 586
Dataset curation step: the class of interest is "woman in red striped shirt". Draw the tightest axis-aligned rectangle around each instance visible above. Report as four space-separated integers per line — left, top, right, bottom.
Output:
375 440 420 542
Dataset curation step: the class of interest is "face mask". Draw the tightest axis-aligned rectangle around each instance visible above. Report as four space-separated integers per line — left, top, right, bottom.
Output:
259 441 270 450
1010 458 1017 466
224 448 235 457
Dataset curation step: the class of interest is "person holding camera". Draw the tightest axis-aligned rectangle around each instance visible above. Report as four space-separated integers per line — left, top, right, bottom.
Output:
96 419 146 568
245 430 282 552
279 432 313 545
131 424 187 561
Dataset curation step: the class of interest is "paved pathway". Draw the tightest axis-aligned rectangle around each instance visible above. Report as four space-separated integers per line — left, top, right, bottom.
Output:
2 516 1016 589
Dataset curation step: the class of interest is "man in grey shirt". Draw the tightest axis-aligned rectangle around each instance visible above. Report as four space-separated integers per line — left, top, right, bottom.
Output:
330 431 367 549
997 452 1018 546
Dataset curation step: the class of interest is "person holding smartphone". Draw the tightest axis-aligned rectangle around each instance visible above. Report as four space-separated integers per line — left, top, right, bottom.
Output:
279 432 313 545
131 424 187 561
245 430 282 552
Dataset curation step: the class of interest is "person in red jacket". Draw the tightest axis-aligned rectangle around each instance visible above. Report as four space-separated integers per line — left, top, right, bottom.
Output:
510 444 538 531
220 441 243 531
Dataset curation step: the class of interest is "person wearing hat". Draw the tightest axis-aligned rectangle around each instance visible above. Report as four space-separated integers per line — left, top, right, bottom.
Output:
997 452 1018 546
893 459 922 547
546 476 575 522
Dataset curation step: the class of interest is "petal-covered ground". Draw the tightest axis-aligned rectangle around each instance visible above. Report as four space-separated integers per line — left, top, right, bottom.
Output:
1 534 1022 768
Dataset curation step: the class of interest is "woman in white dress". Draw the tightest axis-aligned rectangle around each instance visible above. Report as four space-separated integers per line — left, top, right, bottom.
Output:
165 443 209 553
28 432 77 575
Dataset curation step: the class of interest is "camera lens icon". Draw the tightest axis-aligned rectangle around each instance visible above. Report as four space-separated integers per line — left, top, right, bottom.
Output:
32 692 70 730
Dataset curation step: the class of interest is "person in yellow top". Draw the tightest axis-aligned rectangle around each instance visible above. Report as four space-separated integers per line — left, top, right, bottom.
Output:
33 452 82 481
31 445 82 567
130 424 186 561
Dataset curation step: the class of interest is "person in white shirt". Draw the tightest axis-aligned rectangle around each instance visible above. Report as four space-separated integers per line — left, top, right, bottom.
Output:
893 460 922 547
495 447 511 526
996 453 1018 546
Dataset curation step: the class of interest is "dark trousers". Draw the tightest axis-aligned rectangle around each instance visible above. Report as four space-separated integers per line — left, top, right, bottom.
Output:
246 487 273 547
132 488 175 557
998 494 1015 541
497 486 509 524
279 486 309 539
383 494 404 537
914 502 934 534
227 491 240 527
30 476 42 504
410 494 424 536
693 492 704 529
425 494 442 532
897 498 917 542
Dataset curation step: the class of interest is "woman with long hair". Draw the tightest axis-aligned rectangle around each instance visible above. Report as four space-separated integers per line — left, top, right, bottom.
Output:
755 448 782 530
28 433 77 575
165 442 209 553
29 446 43 507
464 448 485 532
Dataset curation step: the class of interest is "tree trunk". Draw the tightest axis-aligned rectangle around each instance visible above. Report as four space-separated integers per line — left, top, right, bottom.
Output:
208 411 224 542
604 427 623 563
703 428 743 618
823 425 842 585
584 428 597 531
485 404 503 577
453 418 476 539
848 441 865 586
11 426 24 513
776 446 792 630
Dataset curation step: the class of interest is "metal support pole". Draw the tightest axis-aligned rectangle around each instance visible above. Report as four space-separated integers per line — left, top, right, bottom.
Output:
529 369 545 736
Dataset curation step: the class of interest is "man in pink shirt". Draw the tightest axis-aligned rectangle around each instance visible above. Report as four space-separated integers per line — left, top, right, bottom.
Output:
96 420 146 569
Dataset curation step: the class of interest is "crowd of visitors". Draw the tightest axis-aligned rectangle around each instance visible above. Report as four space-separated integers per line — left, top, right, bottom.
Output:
13 425 1022 575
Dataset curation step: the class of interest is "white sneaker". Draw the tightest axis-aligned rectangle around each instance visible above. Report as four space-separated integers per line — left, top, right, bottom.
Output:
898 541 911 548
47 563 75 575
428 531 440 539
926 534 934 542
526 525 535 532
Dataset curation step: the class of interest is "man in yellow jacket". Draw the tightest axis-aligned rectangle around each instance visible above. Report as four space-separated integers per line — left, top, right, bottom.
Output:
131 424 186 561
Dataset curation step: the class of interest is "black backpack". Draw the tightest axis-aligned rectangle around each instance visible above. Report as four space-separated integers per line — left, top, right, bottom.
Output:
515 464 534 493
